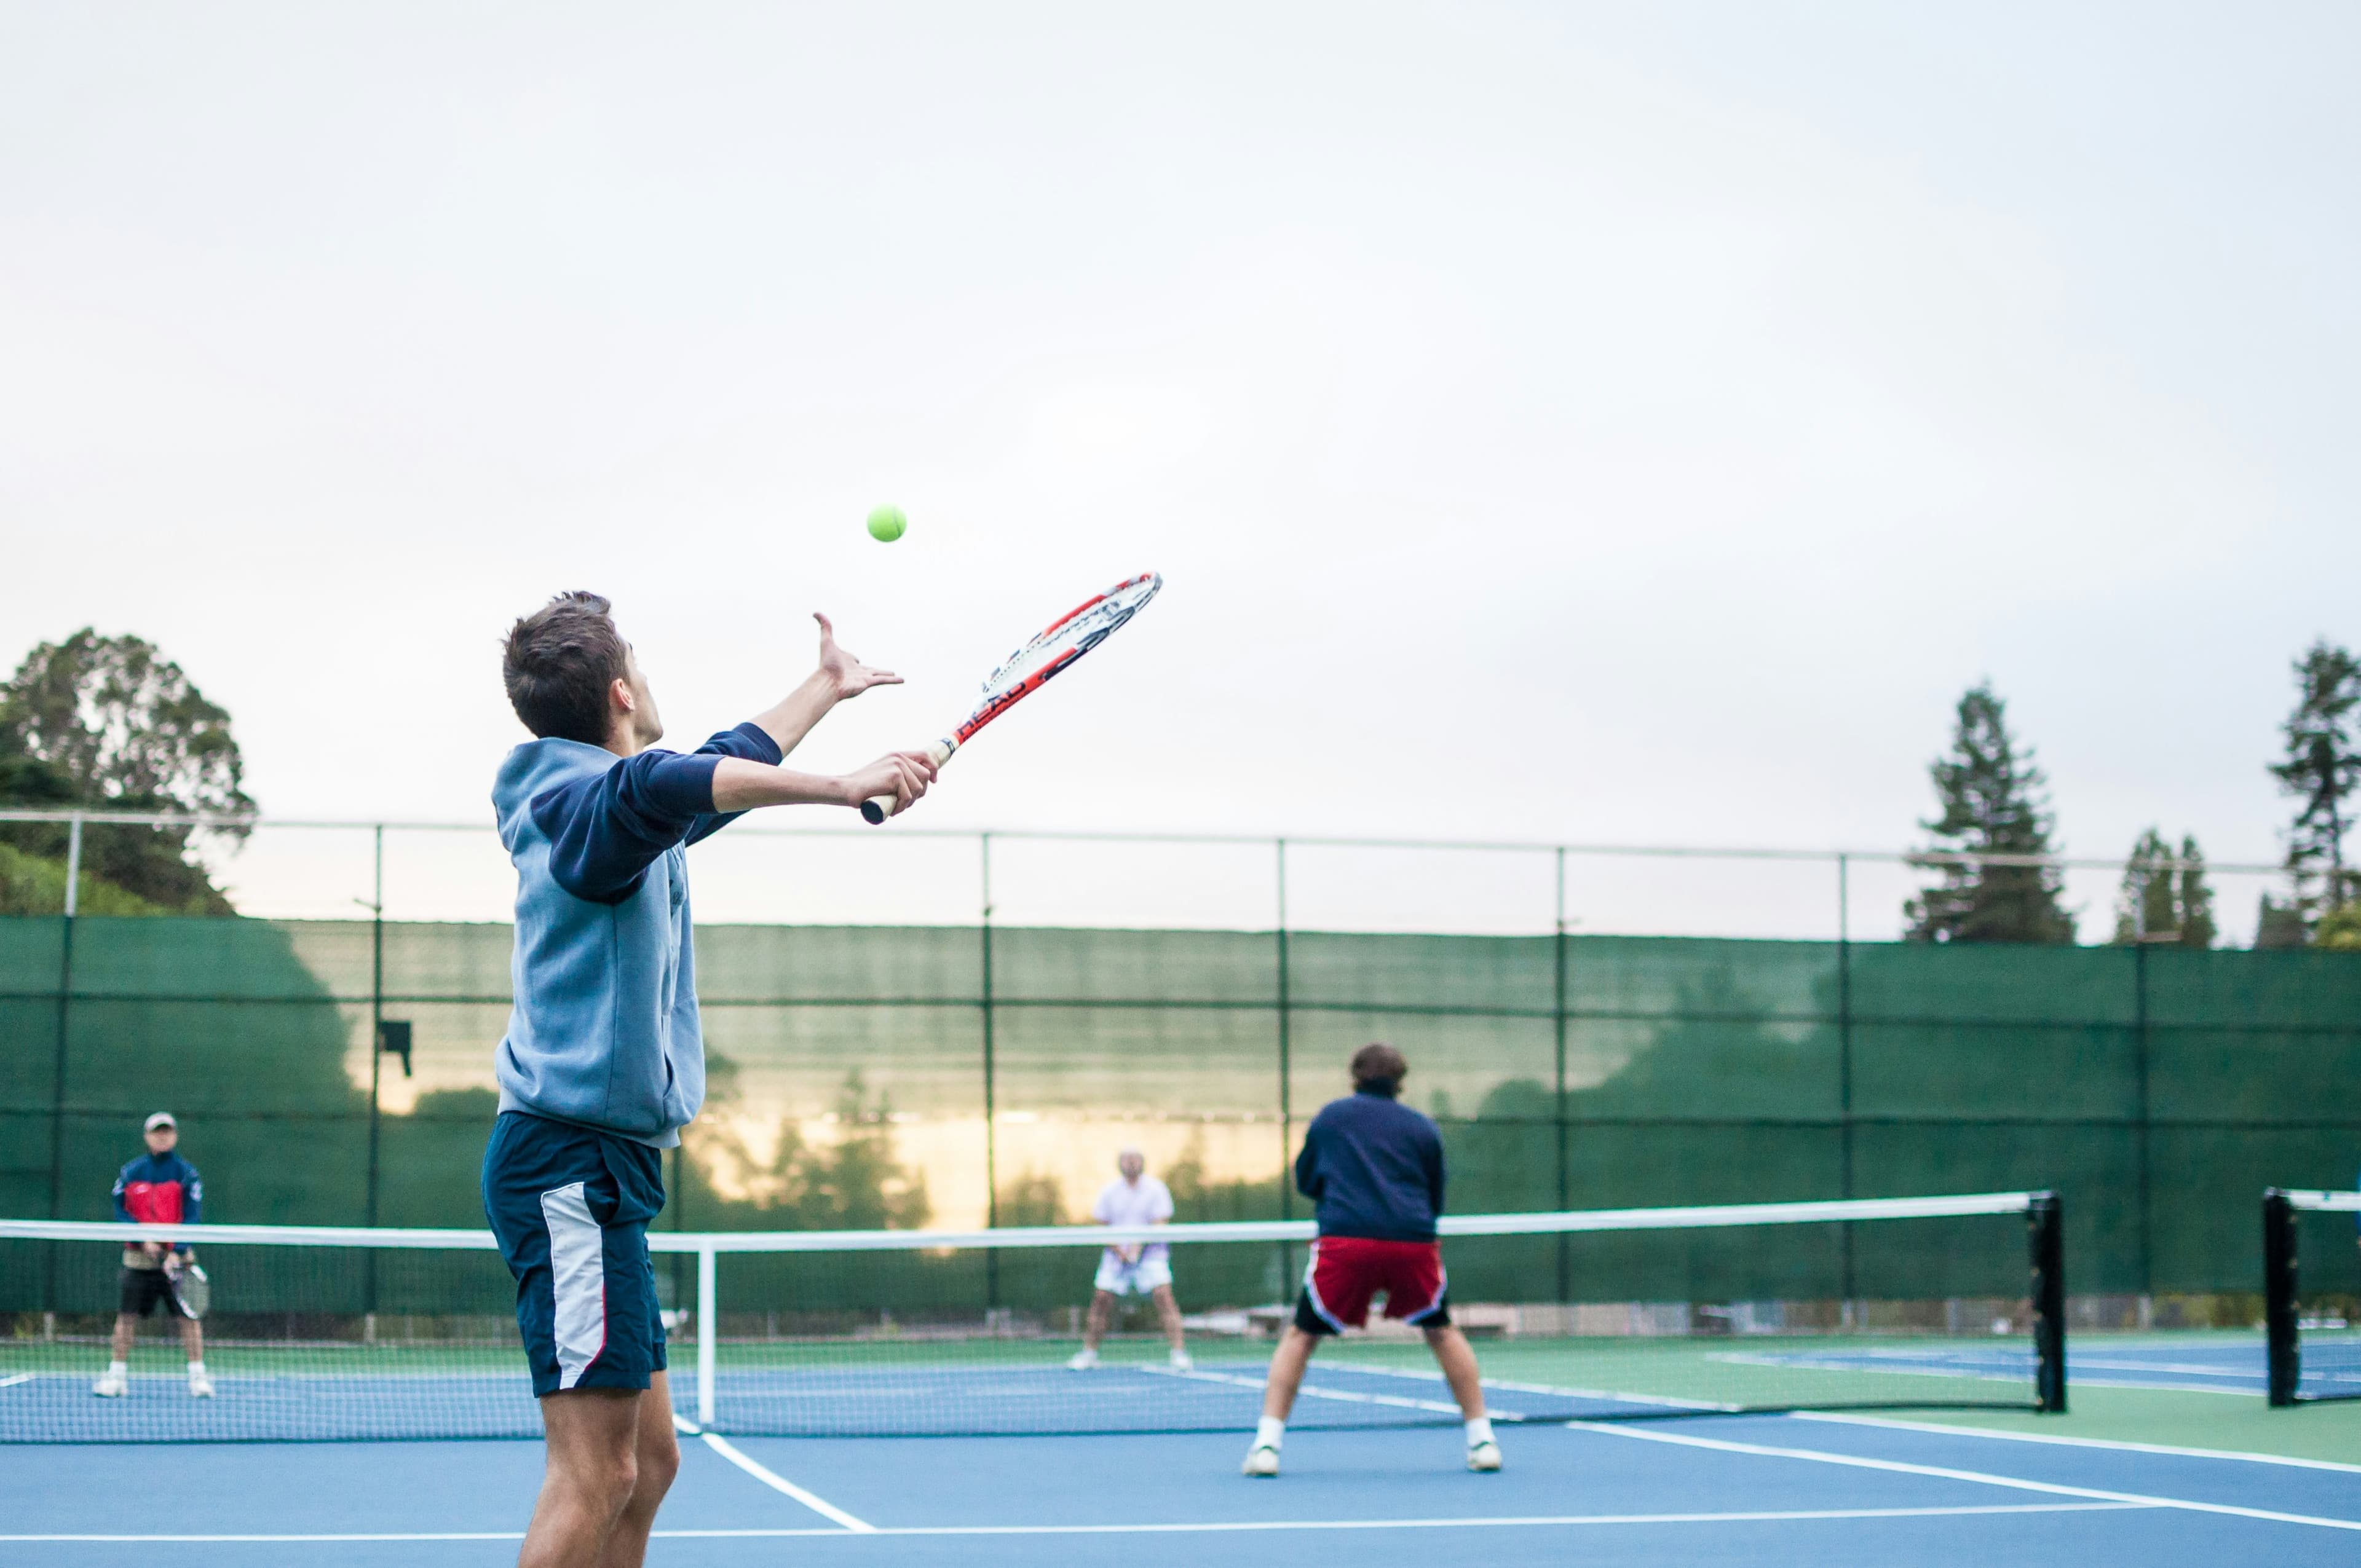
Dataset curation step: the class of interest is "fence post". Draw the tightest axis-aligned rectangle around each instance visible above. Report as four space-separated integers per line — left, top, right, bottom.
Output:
1275 838 1290 1225
2263 1189 2299 1406
366 827 384 1221
42 812 84 1315
365 827 384 1316
979 833 997 1310
697 1242 718 1426
2133 940 2153 1301
1554 846 1569 1302
1837 853 1854 1309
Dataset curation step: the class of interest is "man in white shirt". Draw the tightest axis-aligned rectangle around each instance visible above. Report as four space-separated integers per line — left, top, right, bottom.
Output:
1067 1147 1191 1372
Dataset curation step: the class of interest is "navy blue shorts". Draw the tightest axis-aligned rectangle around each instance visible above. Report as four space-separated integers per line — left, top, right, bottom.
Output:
482 1110 668 1398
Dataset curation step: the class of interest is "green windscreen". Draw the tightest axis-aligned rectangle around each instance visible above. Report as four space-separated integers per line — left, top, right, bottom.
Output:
3 916 2359 1317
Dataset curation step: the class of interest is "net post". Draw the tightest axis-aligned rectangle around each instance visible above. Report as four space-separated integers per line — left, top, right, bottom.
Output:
2264 1189 2300 1407
696 1243 717 1427
2028 1191 2066 1414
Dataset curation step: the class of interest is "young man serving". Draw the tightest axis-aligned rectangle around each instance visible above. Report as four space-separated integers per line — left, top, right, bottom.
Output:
484 593 935 1568
1243 1044 1500 1478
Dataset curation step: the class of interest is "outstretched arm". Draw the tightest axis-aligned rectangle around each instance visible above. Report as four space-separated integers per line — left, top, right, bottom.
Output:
710 750 936 816
747 614 902 758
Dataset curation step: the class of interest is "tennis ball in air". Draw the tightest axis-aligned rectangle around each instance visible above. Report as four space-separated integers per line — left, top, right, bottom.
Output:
866 505 907 543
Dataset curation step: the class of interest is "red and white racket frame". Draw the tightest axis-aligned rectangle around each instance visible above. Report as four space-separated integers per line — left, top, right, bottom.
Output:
861 571 1162 824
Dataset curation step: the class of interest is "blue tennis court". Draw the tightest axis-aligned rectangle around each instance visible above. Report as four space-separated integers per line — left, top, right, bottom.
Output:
6 1409 2359 1567
1739 1333 2361 1400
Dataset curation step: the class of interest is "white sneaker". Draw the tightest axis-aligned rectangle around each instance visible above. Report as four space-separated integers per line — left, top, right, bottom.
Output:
1066 1348 1098 1371
1466 1439 1502 1473
1168 1349 1193 1372
92 1370 127 1398
1241 1443 1280 1478
187 1369 214 1399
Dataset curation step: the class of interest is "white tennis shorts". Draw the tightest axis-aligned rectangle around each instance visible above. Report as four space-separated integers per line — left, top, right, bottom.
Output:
1093 1253 1174 1296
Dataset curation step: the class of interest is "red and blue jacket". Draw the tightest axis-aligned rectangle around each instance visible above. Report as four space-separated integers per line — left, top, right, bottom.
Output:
114 1151 202 1255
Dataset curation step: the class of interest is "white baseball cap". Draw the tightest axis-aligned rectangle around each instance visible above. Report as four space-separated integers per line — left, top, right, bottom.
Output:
144 1112 176 1132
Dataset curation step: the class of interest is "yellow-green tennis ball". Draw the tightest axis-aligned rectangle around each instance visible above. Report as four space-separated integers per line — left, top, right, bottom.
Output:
866 505 906 542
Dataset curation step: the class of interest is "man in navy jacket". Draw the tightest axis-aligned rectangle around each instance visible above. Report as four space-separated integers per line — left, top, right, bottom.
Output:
1243 1044 1499 1477
485 593 935 1568
93 1112 210 1399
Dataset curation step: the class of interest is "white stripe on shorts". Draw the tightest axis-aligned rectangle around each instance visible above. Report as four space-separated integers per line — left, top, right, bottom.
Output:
540 1181 606 1390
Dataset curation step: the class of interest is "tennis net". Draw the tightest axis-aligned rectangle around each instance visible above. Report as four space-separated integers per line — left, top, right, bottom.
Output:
2 1192 2064 1443
2264 1188 2361 1406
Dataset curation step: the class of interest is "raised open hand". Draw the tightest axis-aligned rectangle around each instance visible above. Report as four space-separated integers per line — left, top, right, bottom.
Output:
815 612 903 700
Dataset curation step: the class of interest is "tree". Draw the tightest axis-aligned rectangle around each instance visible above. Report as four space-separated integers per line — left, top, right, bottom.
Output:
1905 683 2076 944
2111 830 2217 948
2317 904 2361 951
0 630 253 913
2269 638 2361 931
690 1070 929 1231
2255 894 2311 950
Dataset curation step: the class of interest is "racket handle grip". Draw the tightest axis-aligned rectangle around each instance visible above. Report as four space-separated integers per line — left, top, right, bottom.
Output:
860 740 955 825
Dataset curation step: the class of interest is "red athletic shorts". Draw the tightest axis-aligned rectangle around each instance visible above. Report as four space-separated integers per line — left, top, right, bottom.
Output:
1294 1235 1450 1334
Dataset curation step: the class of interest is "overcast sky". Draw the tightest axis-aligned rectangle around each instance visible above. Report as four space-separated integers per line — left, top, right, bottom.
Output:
3 4 2354 940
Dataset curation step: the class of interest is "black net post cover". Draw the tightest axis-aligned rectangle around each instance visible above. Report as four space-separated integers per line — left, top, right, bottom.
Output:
2264 1188 2361 1406
2 1192 2061 1443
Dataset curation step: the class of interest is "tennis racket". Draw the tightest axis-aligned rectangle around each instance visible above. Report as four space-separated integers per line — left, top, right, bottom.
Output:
862 571 1162 824
164 1254 210 1321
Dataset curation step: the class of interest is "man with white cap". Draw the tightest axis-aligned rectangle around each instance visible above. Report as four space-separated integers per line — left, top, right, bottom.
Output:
93 1112 211 1399
1067 1146 1191 1372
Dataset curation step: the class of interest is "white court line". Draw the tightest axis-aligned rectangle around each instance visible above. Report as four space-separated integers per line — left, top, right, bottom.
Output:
670 1413 874 1533
1137 1363 1504 1419
1792 1411 2361 1475
1567 1420 2361 1533
1709 1352 2258 1398
0 1502 2149 1543
0 1373 31 1389
1337 1361 1734 1412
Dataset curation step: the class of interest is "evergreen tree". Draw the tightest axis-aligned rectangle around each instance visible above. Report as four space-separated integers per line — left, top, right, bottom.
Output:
2112 828 2177 944
2255 894 2311 950
0 630 253 912
1905 683 2076 944
2176 834 2218 949
2110 829 2216 947
2269 638 2361 930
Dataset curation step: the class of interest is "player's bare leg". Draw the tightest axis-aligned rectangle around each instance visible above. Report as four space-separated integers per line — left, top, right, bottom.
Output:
1422 1324 1484 1417
93 1313 138 1396
595 1372 680 1568
1069 1289 1117 1368
1243 1324 1318 1475
178 1312 211 1397
1424 1324 1500 1471
522 1386 653 1568
1258 1323 1317 1420
1150 1283 1190 1367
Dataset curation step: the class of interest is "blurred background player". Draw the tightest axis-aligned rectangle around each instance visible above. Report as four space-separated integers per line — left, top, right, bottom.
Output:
1067 1146 1190 1372
93 1111 210 1400
1243 1044 1497 1477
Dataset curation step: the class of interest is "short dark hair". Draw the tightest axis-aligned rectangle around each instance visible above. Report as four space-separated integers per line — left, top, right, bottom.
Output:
502 592 630 743
1351 1042 1407 1097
